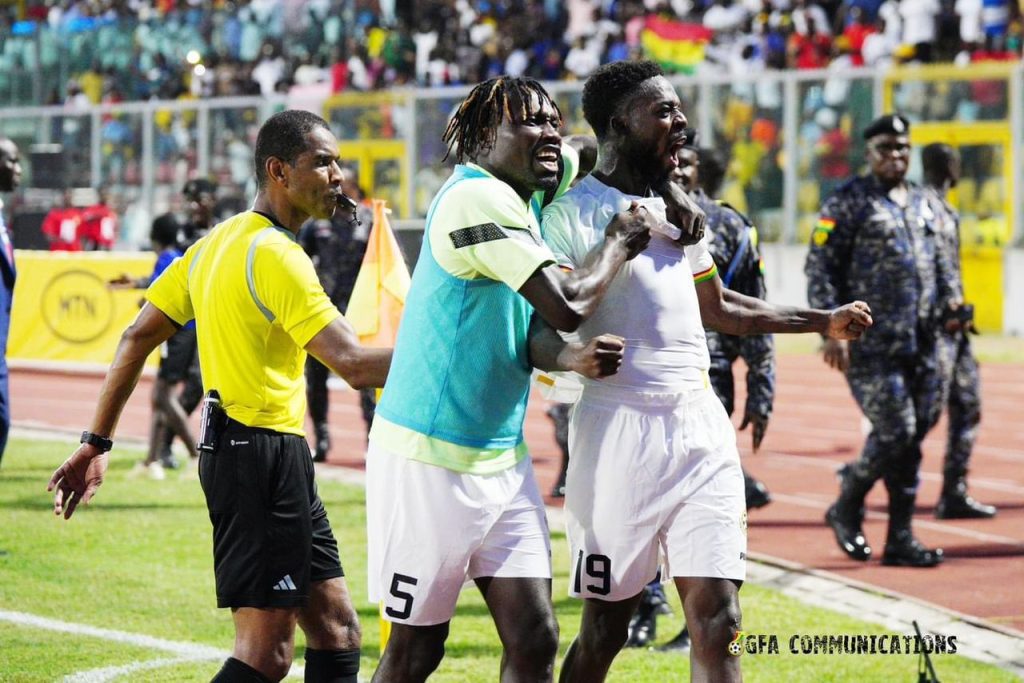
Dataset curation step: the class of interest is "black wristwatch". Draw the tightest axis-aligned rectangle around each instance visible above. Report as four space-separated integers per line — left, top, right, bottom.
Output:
80 431 114 453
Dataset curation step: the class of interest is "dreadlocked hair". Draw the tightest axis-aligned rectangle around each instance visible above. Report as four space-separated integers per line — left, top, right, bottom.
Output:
443 77 561 163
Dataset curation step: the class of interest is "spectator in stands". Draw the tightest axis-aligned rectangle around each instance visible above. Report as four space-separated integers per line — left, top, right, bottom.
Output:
861 14 898 65
789 14 834 68
792 0 833 37
900 0 941 62
0 136 20 469
840 7 877 64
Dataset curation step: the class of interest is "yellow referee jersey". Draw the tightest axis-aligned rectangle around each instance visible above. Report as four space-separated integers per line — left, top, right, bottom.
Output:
146 211 340 435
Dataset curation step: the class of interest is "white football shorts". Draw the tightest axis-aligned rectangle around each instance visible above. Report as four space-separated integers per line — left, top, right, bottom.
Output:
366 442 552 626
565 384 747 602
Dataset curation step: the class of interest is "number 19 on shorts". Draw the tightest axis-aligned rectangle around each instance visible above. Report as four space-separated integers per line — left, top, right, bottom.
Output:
573 550 611 596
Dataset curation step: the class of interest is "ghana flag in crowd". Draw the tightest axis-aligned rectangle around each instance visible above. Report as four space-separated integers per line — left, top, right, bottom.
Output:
641 16 714 74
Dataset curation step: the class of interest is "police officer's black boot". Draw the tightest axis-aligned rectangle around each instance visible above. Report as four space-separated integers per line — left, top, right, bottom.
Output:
882 490 943 567
657 626 691 653
313 422 330 463
744 471 772 510
824 462 874 561
935 473 996 519
625 586 660 648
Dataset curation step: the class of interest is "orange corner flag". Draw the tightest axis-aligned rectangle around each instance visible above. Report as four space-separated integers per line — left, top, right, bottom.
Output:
346 199 411 347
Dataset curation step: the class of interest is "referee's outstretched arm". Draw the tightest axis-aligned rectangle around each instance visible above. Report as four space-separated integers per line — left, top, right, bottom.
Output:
48 302 179 518
305 315 391 390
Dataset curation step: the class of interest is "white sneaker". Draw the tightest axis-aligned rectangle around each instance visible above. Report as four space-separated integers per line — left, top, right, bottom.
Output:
146 461 166 481
127 461 148 479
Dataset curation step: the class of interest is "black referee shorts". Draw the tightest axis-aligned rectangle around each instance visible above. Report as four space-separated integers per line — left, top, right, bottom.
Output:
198 419 344 609
158 327 197 383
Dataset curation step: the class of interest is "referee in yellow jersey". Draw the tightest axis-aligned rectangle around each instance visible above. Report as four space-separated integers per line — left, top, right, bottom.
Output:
49 110 391 683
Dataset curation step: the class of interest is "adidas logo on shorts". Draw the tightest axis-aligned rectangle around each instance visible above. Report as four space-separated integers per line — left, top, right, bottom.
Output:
272 575 297 591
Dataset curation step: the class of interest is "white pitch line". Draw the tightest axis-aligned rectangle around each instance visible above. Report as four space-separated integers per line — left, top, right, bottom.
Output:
64 657 211 683
0 610 313 681
0 610 227 659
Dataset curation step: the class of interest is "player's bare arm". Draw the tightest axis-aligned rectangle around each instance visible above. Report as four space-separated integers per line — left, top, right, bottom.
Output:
305 315 392 389
48 303 179 519
696 275 873 339
520 205 654 331
527 314 624 379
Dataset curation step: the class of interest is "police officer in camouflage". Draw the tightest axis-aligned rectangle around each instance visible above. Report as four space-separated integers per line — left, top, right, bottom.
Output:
806 115 957 568
692 141 775 510
921 143 996 520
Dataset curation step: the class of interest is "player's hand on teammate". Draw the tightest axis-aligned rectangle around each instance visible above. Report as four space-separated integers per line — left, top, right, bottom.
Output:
606 202 654 260
825 300 872 341
740 411 769 452
48 446 109 520
560 334 625 379
821 338 850 373
653 177 706 246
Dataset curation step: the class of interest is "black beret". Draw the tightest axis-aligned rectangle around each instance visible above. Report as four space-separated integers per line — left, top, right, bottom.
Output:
862 114 910 140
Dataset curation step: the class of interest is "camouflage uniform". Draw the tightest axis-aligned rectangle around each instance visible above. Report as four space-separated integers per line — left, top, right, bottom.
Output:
694 189 775 422
923 186 984 490
805 174 956 498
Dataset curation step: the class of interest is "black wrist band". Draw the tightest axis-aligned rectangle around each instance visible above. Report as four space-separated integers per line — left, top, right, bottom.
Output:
80 431 114 453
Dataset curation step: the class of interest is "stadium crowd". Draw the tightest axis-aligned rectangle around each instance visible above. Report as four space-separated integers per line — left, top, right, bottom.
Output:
0 0 1021 107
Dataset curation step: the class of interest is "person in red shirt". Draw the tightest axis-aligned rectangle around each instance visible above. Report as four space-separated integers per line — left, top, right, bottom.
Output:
841 8 877 65
789 15 834 69
79 187 118 250
41 189 84 252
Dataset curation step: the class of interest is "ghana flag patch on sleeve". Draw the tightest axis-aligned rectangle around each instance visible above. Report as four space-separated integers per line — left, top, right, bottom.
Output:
693 263 718 283
812 218 835 246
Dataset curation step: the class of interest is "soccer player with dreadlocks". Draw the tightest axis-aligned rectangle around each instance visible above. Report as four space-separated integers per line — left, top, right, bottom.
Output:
365 76 659 682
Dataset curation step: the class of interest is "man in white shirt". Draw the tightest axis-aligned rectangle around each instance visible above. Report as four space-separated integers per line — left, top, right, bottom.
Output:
541 60 873 683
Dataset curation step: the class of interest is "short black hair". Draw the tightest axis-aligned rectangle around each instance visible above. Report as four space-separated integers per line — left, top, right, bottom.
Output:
183 177 217 199
697 147 728 197
254 110 331 189
443 76 560 163
150 212 181 248
921 142 955 173
582 60 665 139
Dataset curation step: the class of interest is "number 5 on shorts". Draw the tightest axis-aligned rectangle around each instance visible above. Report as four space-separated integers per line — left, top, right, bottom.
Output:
385 573 419 619
573 551 611 596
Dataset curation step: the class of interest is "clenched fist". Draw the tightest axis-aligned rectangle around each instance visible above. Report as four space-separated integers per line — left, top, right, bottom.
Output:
826 301 873 341
559 334 625 379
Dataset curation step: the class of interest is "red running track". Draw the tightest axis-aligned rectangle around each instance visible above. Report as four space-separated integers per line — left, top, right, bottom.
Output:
12 355 1024 634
